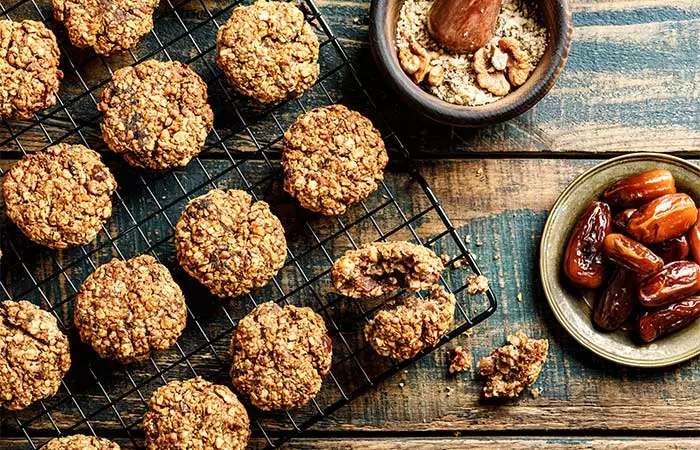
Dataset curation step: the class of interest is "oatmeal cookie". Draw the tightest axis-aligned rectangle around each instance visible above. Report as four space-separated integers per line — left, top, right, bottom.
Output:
216 0 319 104
53 0 159 55
98 60 213 170
74 255 186 364
0 300 71 410
143 377 249 450
332 241 444 298
230 302 332 411
0 20 62 120
282 105 388 215
364 285 455 361
45 435 120 450
2 143 117 249
478 330 548 398
175 189 286 299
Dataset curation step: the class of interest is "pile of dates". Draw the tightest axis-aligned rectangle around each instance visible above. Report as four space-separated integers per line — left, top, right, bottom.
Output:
563 169 700 343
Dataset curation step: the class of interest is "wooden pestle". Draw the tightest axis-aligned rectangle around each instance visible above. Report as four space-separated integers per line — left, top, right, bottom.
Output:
427 0 502 53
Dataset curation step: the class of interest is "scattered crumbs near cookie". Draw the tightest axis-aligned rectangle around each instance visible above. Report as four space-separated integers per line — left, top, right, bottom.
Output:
464 234 472 245
494 255 501 261
445 386 453 397
441 253 451 264
530 387 541 399
448 346 472 374
453 259 463 269
476 240 483 247
478 330 548 398
466 274 489 295
395 0 548 106
517 292 523 302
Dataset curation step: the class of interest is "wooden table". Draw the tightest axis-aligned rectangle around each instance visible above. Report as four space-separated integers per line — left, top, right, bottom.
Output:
1 0 699 448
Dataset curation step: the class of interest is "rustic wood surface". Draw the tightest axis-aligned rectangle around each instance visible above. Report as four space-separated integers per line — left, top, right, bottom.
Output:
0 0 698 448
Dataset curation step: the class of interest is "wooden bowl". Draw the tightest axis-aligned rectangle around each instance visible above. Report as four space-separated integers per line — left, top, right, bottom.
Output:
369 0 573 127
540 154 700 368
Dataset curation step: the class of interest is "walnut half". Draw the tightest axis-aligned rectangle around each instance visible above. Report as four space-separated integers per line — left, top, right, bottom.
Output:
398 41 444 87
499 37 531 87
473 45 510 96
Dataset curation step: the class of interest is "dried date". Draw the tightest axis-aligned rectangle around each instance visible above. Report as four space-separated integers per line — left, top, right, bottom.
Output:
638 296 700 343
638 261 700 308
651 236 690 263
602 169 676 209
593 268 637 331
612 209 636 232
688 218 700 264
602 233 664 274
563 201 612 289
626 193 698 244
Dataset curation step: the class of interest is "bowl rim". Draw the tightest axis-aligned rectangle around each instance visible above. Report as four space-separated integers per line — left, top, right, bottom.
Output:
539 152 700 368
369 0 573 127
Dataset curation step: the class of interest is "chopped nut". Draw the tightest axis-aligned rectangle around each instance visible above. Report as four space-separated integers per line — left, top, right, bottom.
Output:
399 47 421 74
399 41 435 84
427 65 445 86
530 387 541 399
491 47 508 71
499 37 531 87
448 346 472 374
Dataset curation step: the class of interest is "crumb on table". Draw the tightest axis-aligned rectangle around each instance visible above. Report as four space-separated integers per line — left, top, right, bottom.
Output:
448 346 472 374
466 274 489 295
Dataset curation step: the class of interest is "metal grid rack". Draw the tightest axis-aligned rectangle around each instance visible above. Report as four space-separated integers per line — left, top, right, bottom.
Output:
0 0 497 447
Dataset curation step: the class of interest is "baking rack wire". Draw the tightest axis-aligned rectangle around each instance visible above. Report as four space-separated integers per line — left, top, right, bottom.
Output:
0 0 497 448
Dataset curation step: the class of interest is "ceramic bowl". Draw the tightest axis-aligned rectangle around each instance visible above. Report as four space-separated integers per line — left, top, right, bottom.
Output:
369 0 573 127
540 153 700 368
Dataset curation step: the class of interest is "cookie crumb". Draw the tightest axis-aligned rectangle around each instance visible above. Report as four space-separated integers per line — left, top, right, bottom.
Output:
448 346 472 374
494 255 501 261
466 274 489 295
530 387 541 398
478 330 548 398
517 292 523 302
464 235 472 245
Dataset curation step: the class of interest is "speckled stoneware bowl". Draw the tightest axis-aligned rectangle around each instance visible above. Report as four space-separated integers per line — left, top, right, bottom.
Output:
540 153 700 368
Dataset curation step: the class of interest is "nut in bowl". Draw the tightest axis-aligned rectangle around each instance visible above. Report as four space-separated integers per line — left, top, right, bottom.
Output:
369 0 572 126
540 153 700 367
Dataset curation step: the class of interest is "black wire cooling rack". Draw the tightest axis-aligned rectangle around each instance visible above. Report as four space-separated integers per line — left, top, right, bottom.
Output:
0 0 497 447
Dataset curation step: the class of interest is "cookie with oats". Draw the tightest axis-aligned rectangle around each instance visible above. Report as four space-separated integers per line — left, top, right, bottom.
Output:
364 285 456 361
98 60 213 170
332 240 444 298
0 20 62 120
45 435 120 450
230 302 332 411
144 377 250 450
53 0 159 55
216 0 319 104
2 143 117 249
175 189 287 299
478 330 549 398
282 104 388 216
0 300 71 410
74 255 186 364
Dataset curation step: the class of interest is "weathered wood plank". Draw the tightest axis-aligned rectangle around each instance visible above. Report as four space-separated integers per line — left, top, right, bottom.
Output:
3 158 700 442
2 437 700 449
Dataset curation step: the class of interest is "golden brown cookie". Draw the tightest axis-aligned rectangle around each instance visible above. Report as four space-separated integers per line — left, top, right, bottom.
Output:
143 377 249 450
74 255 186 364
2 143 117 249
332 241 444 298
44 435 120 450
478 331 549 398
216 0 319 103
364 285 455 360
282 105 388 216
0 300 71 410
230 302 332 411
0 20 62 120
53 0 159 55
175 189 287 299
98 60 213 170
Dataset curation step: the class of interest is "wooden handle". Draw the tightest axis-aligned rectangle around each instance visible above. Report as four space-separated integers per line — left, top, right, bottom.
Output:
427 0 502 53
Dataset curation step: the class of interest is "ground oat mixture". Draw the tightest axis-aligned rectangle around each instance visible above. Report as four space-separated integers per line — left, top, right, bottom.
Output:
396 0 548 105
